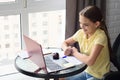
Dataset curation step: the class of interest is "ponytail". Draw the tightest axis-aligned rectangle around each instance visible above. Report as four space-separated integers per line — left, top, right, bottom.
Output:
100 20 112 59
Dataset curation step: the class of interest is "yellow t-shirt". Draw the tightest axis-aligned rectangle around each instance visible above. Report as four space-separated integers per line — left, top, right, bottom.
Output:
72 28 110 79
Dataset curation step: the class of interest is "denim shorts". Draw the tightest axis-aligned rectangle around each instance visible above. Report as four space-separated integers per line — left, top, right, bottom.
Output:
65 71 102 80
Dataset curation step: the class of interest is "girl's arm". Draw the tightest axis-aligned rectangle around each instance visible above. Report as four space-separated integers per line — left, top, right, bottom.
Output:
72 44 103 66
62 37 76 56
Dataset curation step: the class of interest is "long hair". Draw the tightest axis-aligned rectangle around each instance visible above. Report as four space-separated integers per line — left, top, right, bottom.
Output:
79 6 112 58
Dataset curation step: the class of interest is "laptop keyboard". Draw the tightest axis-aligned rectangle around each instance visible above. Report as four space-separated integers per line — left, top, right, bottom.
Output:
45 57 63 71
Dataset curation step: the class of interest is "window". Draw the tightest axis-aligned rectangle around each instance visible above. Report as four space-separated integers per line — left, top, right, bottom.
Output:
0 0 66 76
29 10 65 48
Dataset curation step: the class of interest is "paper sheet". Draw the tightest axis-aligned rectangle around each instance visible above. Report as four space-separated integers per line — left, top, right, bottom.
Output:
58 51 83 65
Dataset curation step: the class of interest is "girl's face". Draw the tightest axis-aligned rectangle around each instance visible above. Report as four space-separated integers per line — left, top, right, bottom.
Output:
79 15 100 37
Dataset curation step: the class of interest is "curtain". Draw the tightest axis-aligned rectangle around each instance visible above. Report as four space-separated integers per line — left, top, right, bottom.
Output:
65 0 106 50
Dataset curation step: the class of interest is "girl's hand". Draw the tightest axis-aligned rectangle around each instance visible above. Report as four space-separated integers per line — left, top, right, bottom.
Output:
64 46 72 56
71 47 78 55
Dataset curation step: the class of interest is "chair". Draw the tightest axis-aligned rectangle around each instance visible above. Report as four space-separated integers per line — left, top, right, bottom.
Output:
103 33 120 80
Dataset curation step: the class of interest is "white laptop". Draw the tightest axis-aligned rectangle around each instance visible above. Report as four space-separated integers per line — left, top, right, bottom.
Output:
23 35 75 73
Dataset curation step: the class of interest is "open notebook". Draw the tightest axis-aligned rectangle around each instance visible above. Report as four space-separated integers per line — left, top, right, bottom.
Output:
23 35 75 73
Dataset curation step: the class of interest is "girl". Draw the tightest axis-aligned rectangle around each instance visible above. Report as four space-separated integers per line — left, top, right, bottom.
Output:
62 6 111 80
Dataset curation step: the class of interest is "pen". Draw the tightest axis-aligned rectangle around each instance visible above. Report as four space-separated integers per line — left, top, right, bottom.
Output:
44 52 52 55
62 56 67 58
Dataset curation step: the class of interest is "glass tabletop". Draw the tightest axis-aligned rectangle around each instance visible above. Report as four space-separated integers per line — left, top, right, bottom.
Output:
15 49 87 79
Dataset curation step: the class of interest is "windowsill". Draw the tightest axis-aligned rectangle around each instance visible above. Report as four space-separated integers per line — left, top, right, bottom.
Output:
0 64 18 76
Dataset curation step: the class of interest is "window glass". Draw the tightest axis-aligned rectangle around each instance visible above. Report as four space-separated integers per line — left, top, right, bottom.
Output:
0 15 21 75
29 10 65 48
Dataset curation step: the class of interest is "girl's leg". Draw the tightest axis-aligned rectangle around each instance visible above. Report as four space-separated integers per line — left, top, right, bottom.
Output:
86 72 102 80
65 71 86 80
87 77 102 80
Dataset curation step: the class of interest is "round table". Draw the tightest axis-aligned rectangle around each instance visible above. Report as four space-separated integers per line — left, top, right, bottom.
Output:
15 48 87 80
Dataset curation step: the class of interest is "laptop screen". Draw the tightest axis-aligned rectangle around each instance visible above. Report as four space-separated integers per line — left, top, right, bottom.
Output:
23 35 48 73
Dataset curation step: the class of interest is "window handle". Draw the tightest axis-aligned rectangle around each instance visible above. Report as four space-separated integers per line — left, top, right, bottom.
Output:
23 0 27 8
